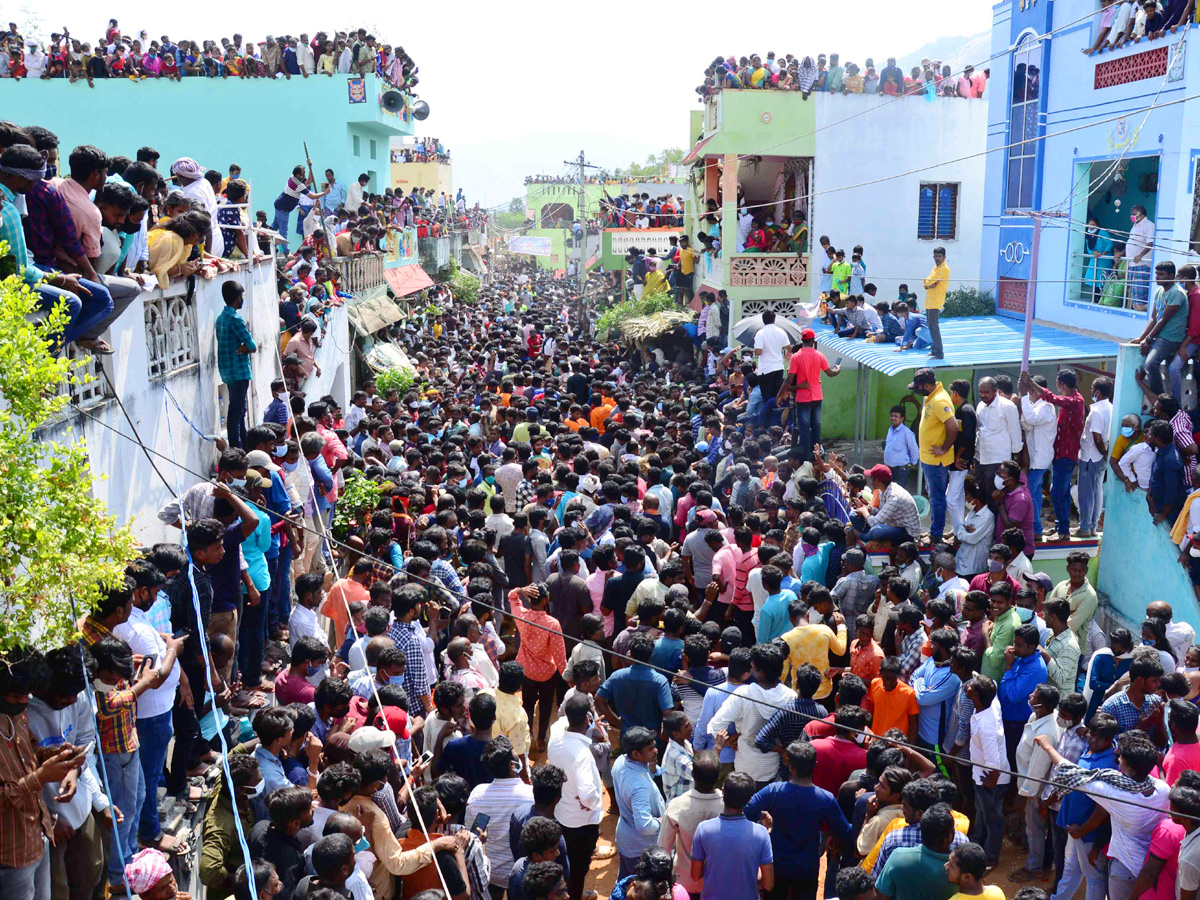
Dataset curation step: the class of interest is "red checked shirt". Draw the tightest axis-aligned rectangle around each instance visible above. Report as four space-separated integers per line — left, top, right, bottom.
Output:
508 589 567 683
1042 390 1087 461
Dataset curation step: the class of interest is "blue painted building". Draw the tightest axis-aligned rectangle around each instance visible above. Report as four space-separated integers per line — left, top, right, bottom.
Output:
982 0 1194 340
0 73 413 218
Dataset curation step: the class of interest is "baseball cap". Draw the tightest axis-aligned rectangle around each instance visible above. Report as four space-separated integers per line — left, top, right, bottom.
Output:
864 464 892 481
244 449 280 473
375 707 411 741
347 725 399 753
801 328 816 340
907 367 937 390
1023 572 1053 593
696 509 719 527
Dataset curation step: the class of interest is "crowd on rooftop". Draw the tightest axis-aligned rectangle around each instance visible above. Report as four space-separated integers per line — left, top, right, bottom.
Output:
698 52 989 102
0 21 418 90
393 139 451 166
598 194 686 230
525 176 681 187
0 118 487 363
5 239 1200 900
1085 0 1199 54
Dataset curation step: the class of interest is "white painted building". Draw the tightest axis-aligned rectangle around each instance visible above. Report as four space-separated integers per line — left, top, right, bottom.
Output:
811 94 987 304
40 259 351 545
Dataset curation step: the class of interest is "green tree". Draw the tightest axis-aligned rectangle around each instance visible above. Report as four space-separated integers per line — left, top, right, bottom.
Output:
508 197 524 214
0 258 138 652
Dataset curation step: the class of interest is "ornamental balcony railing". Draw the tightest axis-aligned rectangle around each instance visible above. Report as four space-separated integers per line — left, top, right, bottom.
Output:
729 252 809 287
329 254 386 294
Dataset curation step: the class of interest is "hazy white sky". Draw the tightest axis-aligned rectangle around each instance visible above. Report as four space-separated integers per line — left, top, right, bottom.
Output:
13 0 993 206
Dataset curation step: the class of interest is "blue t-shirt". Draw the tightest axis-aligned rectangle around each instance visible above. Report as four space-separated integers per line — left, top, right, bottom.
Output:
744 781 849 878
650 636 684 671
691 814 773 900
596 664 674 734
436 735 491 788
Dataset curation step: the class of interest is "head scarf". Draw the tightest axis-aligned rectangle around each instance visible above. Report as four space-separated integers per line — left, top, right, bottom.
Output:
797 57 818 92
125 848 172 895
585 505 614 540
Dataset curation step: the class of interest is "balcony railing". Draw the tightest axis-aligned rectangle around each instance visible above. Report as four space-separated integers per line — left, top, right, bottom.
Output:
145 289 198 379
730 253 809 287
330 254 386 294
1067 251 1150 313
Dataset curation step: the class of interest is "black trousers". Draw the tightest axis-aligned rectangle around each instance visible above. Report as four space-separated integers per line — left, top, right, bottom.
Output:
523 672 565 746
562 822 600 900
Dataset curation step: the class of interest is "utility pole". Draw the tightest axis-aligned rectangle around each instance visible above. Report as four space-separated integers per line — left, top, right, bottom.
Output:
564 151 600 293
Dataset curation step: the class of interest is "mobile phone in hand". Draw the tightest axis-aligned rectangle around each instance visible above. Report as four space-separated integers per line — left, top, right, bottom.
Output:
470 812 490 836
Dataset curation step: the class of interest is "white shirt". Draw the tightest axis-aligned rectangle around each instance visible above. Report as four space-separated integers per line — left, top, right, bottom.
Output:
466 777 535 886
1014 713 1061 797
347 181 366 214
289 603 326 650
1127 215 1156 263
1021 395 1058 471
182 177 224 257
1006 552 1033 583
1177 826 1200 900
547 729 604 827
1087 776 1170 872
976 395 1022 464
707 681 797 782
297 43 315 74
344 404 368 435
736 211 753 252
754 323 791 375
1167 620 1197 661
969 698 1012 785
1119 441 1155 490
1079 398 1112 463
337 46 353 73
746 567 769 628
113 605 181 719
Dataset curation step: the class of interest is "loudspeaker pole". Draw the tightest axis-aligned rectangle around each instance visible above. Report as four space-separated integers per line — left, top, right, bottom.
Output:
564 151 600 293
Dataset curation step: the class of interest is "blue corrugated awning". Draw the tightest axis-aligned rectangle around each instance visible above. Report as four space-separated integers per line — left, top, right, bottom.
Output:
811 316 1119 377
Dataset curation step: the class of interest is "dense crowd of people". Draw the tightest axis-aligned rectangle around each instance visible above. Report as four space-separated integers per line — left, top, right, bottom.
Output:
5 250 1200 900
697 52 989 102
599 194 686 230
0 21 419 90
524 176 681 187
1084 0 1198 54
392 139 451 165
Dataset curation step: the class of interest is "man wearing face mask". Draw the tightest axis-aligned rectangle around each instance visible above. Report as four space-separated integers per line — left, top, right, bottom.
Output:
991 460 1036 558
199 752 263 900
997 624 1049 769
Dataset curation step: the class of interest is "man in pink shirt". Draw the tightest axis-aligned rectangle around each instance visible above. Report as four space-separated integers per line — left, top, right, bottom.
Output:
309 400 349 503
1163 698 1200 785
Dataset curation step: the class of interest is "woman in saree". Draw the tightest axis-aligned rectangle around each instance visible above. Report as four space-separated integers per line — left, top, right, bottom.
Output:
1099 241 1128 307
1083 216 1115 302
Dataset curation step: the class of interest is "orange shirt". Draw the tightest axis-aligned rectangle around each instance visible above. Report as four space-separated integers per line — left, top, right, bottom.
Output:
868 679 919 736
500 392 512 408
565 417 589 433
850 639 885 689
590 404 614 433
321 577 370 643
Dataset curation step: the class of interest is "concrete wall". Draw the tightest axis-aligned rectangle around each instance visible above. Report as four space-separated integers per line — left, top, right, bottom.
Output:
1097 343 1200 630
981 1 1197 341
812 94 987 305
390 160 453 197
40 262 349 546
0 73 411 211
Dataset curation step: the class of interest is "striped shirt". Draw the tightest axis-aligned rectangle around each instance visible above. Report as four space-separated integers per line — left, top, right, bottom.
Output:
465 776 535 886
0 713 55 867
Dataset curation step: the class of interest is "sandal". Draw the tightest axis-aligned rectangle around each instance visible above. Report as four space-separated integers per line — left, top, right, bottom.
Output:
1008 868 1047 883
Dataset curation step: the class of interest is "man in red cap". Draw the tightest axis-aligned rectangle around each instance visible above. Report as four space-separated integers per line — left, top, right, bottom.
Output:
777 327 841 464
849 464 921 545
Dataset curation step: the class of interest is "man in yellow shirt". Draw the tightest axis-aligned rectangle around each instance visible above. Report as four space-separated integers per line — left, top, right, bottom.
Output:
922 247 950 359
778 591 848 700
676 235 700 304
911 368 959 543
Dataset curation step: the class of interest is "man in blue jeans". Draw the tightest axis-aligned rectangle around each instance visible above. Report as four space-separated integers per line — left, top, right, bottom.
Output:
0 144 112 351
911 368 959 543
1132 260 1188 395
112 560 187 848
850 464 921 545
214 281 257 448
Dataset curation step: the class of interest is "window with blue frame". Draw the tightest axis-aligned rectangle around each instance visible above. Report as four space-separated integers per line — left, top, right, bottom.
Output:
918 183 959 240
1006 35 1043 211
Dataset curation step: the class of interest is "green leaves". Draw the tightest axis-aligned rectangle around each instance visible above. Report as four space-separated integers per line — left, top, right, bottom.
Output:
0 257 138 653
331 472 384 542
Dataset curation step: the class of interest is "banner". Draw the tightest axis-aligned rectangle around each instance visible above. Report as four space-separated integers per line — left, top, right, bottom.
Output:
508 235 553 256
607 229 681 257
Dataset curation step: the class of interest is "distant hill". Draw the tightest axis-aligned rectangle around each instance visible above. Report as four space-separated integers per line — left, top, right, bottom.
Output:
899 32 992 76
